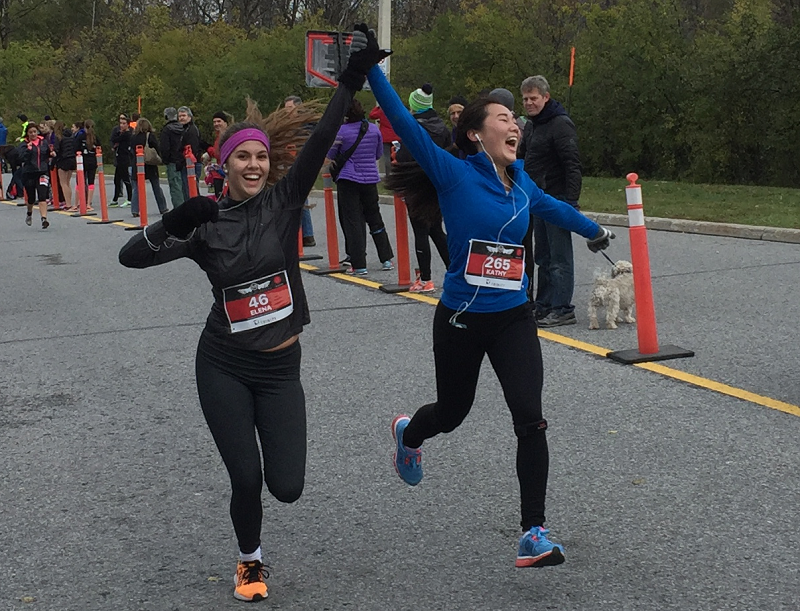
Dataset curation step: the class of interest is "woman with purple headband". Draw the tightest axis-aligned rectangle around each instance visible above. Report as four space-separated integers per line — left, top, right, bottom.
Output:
118 25 388 603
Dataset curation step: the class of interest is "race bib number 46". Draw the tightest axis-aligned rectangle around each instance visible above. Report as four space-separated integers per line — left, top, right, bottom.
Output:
464 239 525 291
223 271 294 333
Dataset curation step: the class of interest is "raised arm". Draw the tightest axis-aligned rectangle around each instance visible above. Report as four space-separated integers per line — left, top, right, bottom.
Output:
275 26 385 208
367 66 463 192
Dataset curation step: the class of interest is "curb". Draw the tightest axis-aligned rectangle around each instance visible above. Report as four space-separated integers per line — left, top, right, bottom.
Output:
582 212 800 245
309 190 800 245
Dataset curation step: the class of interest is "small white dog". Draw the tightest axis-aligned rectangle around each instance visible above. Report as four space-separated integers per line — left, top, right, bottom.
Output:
587 260 636 330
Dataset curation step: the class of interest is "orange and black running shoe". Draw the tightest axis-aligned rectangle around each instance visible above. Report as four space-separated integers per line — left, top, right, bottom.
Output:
233 559 269 602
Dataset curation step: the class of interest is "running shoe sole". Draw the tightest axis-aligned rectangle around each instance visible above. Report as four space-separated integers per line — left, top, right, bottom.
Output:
515 546 565 568
232 573 268 602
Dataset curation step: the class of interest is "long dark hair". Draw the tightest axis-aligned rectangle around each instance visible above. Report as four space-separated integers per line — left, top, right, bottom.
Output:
385 95 505 224
84 119 96 149
219 97 323 188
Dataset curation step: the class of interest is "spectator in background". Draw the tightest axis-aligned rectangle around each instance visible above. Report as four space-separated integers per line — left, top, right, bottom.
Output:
393 83 451 293
75 119 99 211
205 110 230 199
177 106 205 201
129 118 168 217
160 107 185 208
447 95 468 144
129 112 139 131
0 116 8 174
518 75 582 327
110 113 133 207
53 120 77 212
327 97 394 275
284 96 316 247
16 114 30 142
368 101 400 179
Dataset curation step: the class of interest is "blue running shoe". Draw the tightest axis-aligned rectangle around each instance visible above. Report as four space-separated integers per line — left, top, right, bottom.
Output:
515 526 565 568
392 415 422 485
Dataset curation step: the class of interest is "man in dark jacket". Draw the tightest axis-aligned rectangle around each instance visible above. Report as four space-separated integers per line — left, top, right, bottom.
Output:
177 106 204 202
160 107 185 208
518 75 582 327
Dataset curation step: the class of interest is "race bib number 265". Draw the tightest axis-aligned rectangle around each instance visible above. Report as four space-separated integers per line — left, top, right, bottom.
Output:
464 239 525 291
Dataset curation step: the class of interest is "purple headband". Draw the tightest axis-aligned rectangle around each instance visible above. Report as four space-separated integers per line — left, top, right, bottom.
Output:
219 128 270 166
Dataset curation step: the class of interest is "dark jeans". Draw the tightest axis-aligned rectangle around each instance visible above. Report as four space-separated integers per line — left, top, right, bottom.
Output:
410 215 450 281
180 162 204 201
131 165 168 215
336 179 394 269
531 216 575 316
195 335 306 555
112 162 132 202
403 302 549 530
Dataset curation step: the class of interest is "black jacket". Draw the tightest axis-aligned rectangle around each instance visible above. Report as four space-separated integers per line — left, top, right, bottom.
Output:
119 78 358 352
54 129 76 169
395 108 450 163
518 99 582 205
111 126 132 165
128 132 160 166
18 137 50 175
177 121 202 170
160 120 184 165
75 130 99 166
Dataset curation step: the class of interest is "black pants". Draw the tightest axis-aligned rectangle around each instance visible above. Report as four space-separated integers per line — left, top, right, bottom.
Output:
195 334 306 554
410 215 450 281
336 179 394 269
112 162 132 201
403 302 549 530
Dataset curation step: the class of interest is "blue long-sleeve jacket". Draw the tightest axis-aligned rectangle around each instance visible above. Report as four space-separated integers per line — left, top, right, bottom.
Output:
367 66 600 313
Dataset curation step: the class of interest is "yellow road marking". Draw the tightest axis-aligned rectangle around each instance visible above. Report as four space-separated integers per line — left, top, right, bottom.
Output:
634 362 800 418
300 261 800 418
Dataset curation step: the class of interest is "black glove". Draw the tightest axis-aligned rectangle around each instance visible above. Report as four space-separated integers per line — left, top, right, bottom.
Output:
338 23 392 91
162 196 219 238
586 226 615 252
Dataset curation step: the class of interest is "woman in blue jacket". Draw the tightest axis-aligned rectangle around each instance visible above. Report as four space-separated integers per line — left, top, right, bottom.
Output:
369 64 613 568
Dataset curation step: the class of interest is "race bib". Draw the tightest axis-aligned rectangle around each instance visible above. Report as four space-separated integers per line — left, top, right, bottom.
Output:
464 239 525 291
222 271 294 333
39 175 49 187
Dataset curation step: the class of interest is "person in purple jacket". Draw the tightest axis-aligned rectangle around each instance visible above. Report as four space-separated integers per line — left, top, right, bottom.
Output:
367 55 614 569
327 98 394 275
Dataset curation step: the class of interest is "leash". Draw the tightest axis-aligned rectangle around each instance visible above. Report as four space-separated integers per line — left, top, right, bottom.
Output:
599 250 615 266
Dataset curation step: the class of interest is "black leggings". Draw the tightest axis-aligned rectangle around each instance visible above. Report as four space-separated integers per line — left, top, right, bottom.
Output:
195 334 306 554
112 162 132 201
336 179 394 269
410 215 450 281
403 302 549 530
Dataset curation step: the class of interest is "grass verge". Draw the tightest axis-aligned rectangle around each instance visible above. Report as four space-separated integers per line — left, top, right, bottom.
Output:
313 175 800 229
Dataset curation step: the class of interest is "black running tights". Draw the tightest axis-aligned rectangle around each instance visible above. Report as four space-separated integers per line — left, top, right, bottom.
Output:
195 337 306 554
403 302 549 530
410 215 450 281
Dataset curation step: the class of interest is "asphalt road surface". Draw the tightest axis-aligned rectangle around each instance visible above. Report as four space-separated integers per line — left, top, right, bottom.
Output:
1 192 798 611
